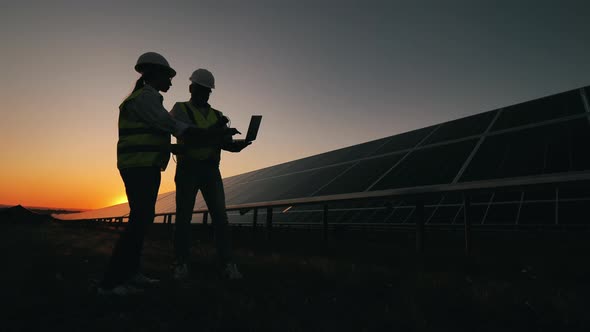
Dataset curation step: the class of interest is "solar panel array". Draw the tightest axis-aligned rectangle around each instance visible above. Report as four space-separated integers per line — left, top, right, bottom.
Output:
57 86 590 227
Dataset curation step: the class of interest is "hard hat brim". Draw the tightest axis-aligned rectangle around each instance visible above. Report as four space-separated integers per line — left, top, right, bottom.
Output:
190 81 215 89
135 63 177 78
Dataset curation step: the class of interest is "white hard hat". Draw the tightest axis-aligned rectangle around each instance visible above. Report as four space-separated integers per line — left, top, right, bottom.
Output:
189 68 215 89
135 52 176 77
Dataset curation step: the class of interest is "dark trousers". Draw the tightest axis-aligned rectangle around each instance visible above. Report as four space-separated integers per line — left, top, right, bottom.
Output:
174 160 231 264
101 166 161 289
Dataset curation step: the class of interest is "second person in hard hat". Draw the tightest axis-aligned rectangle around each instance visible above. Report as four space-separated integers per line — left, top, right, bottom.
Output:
170 68 250 280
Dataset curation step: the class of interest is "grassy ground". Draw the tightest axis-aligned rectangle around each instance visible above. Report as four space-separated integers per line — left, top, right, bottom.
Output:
2 220 590 331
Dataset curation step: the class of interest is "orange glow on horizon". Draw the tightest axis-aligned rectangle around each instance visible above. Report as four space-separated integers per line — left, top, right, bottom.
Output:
110 194 129 207
0 157 268 211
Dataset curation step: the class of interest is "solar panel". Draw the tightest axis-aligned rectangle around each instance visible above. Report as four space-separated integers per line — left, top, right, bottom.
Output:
56 85 590 228
274 164 351 200
314 153 406 196
460 118 590 181
369 126 435 156
422 110 497 145
371 139 478 190
491 89 586 131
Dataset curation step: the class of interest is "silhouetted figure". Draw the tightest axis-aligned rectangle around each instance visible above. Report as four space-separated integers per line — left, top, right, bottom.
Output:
170 68 250 280
98 53 235 296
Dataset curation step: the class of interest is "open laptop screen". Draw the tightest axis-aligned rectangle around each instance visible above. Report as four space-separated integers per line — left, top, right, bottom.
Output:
245 115 262 142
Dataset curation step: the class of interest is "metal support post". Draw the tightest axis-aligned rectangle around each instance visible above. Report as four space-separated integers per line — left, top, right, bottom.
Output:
266 207 273 240
463 194 471 256
202 212 208 225
415 200 424 253
323 204 329 241
252 208 258 231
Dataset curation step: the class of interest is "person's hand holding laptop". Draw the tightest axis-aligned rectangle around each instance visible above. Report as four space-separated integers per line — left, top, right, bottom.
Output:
226 115 262 152
171 115 262 154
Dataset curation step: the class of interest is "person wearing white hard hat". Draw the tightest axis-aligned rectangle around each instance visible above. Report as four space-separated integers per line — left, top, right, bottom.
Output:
99 53 235 296
170 68 250 280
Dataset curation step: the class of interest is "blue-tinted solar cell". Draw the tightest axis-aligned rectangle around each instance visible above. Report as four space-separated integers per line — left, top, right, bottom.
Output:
519 203 555 225
372 139 477 190
423 110 497 145
314 153 406 196
246 161 296 180
461 119 590 182
276 164 350 200
370 126 436 156
223 175 250 189
461 131 543 181
321 138 391 164
491 89 585 131
284 137 391 174
228 177 286 205
231 171 261 184
283 155 330 174
229 164 349 204
225 183 248 205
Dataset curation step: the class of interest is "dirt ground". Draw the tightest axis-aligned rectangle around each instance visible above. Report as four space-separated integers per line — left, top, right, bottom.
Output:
2 220 590 331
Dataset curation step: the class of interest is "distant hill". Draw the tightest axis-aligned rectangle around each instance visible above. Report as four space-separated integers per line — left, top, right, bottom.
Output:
0 204 84 215
0 205 54 224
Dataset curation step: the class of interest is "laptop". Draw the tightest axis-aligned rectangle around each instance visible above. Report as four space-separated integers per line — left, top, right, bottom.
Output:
234 115 262 143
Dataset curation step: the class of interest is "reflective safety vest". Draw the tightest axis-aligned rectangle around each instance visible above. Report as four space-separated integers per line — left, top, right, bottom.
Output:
117 88 171 170
177 102 222 162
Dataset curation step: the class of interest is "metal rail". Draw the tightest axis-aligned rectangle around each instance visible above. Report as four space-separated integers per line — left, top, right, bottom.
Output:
72 171 590 255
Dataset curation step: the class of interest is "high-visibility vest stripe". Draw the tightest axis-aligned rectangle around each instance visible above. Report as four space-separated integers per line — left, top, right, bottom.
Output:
117 145 170 153
119 127 170 136
117 87 171 170
177 102 222 162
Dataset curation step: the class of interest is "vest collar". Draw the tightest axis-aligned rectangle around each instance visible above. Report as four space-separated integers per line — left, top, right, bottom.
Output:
144 84 164 102
189 99 210 109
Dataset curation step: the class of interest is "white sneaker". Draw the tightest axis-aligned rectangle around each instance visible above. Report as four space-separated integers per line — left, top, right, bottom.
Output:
174 263 189 281
223 263 243 280
97 284 143 296
130 273 160 286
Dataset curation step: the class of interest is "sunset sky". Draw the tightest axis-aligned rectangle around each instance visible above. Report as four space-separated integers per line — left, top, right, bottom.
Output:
1 1 589 210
